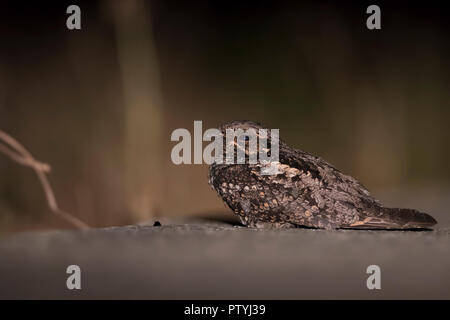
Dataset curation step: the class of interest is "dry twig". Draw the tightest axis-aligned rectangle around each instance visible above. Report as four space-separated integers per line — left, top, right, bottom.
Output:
0 129 89 230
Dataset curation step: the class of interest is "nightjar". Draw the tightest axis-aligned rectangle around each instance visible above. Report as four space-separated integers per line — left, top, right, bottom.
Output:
208 120 437 230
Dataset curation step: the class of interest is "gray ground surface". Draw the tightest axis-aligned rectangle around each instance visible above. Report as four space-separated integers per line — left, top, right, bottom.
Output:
1 215 449 299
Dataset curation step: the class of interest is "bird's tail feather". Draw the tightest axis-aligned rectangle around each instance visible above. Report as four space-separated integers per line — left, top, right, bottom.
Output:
351 207 437 229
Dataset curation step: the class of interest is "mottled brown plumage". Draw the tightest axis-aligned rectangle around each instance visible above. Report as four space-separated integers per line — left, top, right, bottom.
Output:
208 121 437 230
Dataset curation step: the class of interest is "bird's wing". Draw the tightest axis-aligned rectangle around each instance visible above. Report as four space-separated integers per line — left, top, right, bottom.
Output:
279 148 377 203
273 148 386 227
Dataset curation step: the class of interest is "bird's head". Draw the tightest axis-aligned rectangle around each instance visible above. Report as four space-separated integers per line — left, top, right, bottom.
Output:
215 120 281 163
217 120 264 133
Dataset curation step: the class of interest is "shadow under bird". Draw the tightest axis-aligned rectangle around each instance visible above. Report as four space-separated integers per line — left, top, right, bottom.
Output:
208 120 437 230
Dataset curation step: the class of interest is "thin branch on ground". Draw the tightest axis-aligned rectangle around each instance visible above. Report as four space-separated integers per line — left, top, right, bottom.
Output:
0 129 90 230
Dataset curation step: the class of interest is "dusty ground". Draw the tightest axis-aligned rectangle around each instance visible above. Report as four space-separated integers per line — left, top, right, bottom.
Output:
0 212 449 299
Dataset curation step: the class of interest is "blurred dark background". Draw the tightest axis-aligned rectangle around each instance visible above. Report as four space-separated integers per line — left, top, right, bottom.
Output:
0 0 449 234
